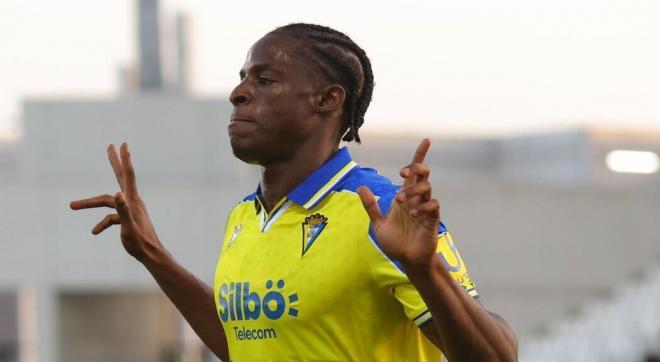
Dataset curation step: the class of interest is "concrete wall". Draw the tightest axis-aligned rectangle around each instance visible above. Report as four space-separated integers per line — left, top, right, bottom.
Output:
0 292 18 362
2 95 660 359
2 95 244 362
434 184 660 339
58 292 179 362
352 140 660 340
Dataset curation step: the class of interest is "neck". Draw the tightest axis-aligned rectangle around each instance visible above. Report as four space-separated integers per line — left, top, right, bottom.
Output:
259 141 339 213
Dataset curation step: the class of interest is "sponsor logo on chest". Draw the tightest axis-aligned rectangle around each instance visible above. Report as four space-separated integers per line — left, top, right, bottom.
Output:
218 279 300 342
218 279 299 322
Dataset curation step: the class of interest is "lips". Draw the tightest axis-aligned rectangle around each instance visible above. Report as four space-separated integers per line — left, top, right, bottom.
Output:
231 118 254 123
228 114 257 136
230 111 255 124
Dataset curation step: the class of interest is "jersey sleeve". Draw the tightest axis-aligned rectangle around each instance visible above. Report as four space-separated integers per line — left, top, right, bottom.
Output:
368 226 479 328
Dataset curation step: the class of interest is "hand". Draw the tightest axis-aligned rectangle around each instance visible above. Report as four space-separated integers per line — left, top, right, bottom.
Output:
70 143 163 262
357 138 440 270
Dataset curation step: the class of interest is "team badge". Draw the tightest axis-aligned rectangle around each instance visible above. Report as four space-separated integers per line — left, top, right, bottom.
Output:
228 224 242 248
301 213 328 256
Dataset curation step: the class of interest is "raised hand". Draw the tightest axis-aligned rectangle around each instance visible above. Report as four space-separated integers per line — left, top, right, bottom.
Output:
70 143 164 262
357 138 439 270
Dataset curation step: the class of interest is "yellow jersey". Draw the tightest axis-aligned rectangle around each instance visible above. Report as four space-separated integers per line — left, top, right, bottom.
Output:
214 147 479 361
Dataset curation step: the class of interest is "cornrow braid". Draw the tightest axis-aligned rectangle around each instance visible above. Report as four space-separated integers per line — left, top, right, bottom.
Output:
270 23 374 143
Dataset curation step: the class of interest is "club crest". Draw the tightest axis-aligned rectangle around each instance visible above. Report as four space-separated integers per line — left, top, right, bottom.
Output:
301 213 328 256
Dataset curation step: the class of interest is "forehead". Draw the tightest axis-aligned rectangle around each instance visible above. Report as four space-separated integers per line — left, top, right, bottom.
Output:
242 34 304 71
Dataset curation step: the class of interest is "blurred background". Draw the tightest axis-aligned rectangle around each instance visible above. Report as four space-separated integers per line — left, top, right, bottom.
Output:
1 0 659 361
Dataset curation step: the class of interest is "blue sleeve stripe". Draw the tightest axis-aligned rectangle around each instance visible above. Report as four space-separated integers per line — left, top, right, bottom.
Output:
418 317 433 328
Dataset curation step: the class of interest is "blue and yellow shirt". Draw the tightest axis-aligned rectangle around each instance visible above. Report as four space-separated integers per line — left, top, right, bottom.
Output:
214 147 478 361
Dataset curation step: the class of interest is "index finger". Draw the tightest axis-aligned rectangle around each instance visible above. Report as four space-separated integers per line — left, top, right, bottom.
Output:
402 138 431 187
107 144 125 192
411 138 431 164
70 194 117 210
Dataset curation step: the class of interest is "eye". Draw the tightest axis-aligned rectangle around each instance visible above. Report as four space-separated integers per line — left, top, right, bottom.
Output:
257 75 276 85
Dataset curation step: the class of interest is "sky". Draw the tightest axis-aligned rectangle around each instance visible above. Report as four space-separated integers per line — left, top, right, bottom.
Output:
1 0 660 139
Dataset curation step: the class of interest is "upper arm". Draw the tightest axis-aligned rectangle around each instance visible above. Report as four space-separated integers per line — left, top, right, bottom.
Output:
368 229 481 330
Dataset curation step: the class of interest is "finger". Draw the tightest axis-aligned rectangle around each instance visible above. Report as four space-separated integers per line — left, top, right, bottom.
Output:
114 192 134 224
91 214 120 235
411 138 431 164
400 163 431 181
357 186 384 224
397 180 432 203
70 194 117 210
107 144 125 192
402 140 431 188
120 143 139 199
410 199 440 221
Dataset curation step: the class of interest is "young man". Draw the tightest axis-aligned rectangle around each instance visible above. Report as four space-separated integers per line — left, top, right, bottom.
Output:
71 23 517 361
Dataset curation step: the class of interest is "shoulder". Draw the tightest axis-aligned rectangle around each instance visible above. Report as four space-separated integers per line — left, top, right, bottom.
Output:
337 164 448 233
227 191 258 221
337 166 400 214
241 191 257 203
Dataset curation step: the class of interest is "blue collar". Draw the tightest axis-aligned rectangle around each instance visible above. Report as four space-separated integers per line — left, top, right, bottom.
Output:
256 147 358 210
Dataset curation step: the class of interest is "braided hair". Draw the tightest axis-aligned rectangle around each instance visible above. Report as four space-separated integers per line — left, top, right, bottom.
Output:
270 23 374 143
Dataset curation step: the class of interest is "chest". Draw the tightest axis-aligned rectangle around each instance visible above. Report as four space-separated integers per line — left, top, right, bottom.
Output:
215 203 372 324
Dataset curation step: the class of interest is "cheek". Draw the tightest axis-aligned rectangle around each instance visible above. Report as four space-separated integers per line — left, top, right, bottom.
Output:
252 87 283 122
254 87 313 134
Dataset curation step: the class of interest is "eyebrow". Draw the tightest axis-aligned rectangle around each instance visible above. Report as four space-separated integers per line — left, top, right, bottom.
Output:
239 63 281 78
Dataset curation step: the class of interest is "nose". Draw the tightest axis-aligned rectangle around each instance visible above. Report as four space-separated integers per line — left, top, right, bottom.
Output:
229 82 251 106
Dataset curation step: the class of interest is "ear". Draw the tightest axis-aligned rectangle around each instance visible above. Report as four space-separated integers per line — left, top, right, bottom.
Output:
313 84 346 114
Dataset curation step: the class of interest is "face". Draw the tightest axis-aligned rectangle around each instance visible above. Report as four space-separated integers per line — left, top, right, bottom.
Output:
228 34 323 165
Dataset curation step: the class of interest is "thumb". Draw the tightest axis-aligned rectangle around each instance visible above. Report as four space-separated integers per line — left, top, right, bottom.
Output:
114 192 134 225
357 186 383 224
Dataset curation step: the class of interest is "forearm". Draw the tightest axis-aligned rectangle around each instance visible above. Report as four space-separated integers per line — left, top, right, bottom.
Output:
140 243 229 360
405 257 517 362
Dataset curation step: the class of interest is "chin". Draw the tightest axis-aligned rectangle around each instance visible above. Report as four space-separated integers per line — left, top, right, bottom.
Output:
229 138 266 166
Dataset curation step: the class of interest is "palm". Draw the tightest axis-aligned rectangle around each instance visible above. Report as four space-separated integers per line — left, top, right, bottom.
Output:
70 143 163 262
358 139 440 268
374 199 438 265
118 196 158 258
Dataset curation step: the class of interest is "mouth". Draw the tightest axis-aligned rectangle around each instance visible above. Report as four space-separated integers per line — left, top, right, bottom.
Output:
231 118 254 123
228 116 256 135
